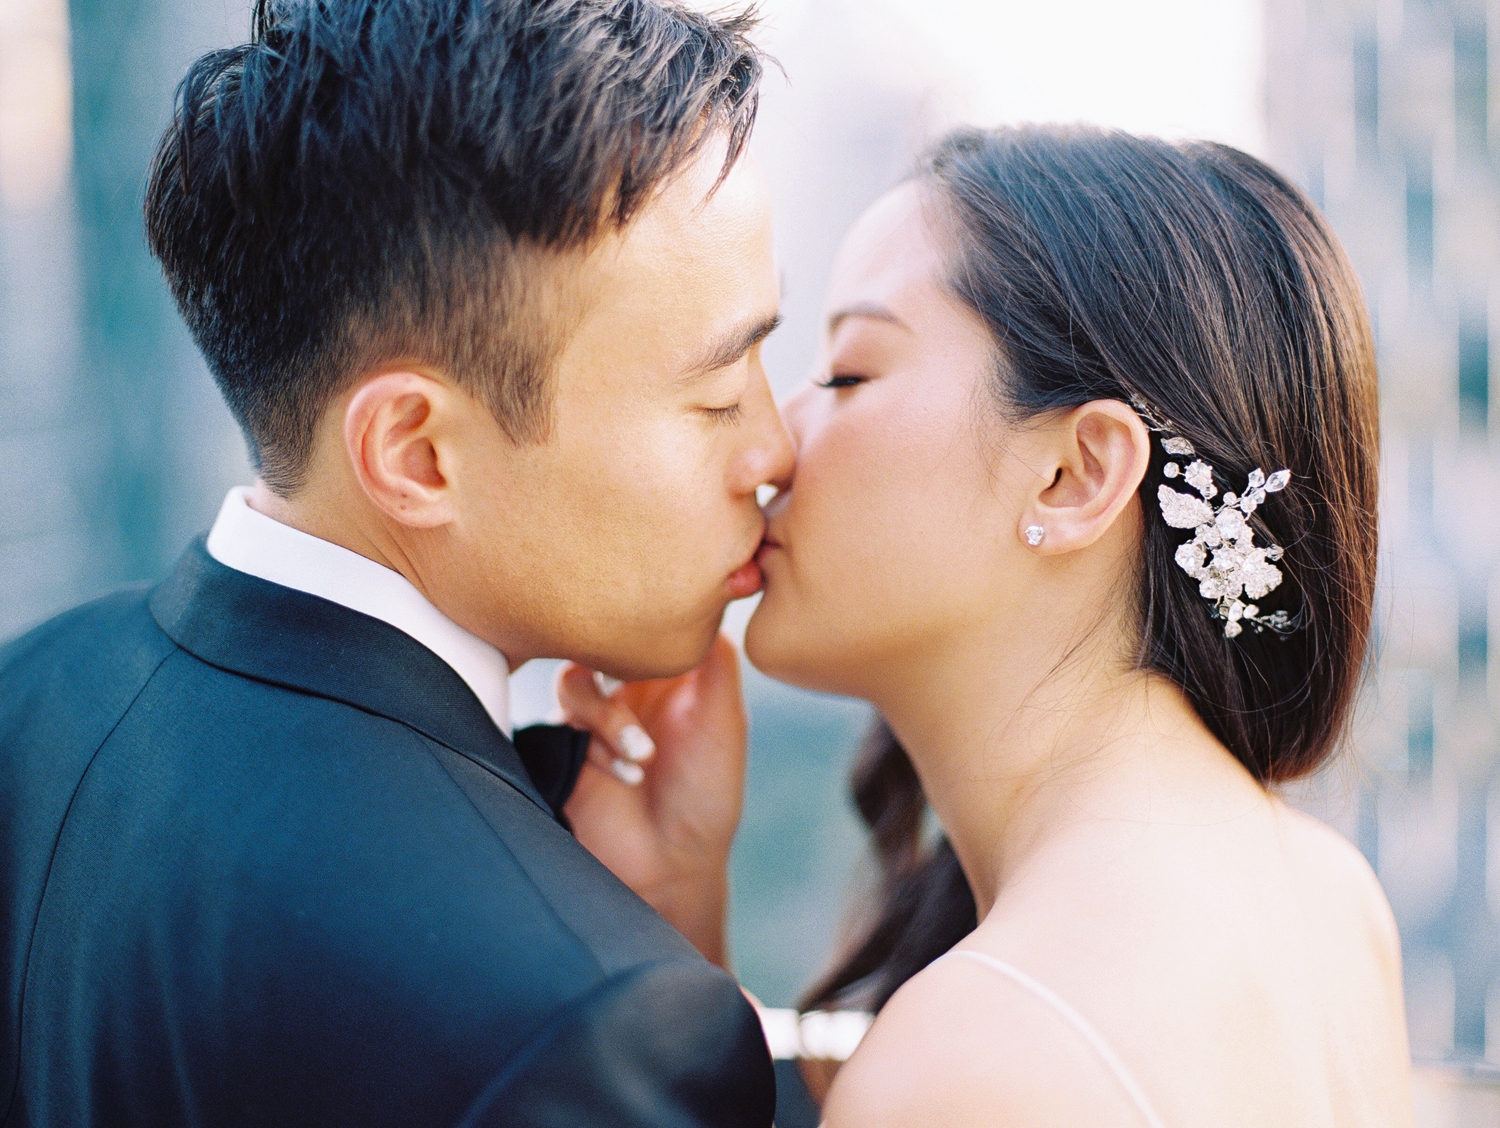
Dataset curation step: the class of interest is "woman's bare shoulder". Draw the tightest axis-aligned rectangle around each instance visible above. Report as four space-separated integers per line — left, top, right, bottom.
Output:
1275 802 1401 966
819 953 1148 1128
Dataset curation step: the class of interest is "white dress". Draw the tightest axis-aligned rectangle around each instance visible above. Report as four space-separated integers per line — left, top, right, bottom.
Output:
941 949 1169 1128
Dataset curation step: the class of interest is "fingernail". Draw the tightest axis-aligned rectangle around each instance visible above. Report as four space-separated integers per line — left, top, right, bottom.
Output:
594 672 623 696
617 724 656 763
610 758 645 786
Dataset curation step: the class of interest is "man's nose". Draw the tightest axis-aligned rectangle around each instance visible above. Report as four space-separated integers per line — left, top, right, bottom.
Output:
735 371 796 496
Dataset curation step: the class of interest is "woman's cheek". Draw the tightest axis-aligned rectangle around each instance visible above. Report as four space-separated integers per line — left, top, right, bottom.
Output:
803 427 908 597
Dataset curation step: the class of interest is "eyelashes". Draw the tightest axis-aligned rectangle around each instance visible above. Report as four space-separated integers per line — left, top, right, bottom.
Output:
703 372 863 421
815 374 865 389
703 403 743 424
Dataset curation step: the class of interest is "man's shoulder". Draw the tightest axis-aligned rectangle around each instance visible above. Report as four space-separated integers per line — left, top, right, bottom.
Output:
0 584 179 817
0 580 389 794
461 955 775 1128
2 584 175 706
420 735 707 971
2 582 776 1126
24 629 694 1029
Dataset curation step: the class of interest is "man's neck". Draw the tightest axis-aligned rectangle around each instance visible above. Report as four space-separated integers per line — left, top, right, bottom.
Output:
210 483 515 733
249 479 426 597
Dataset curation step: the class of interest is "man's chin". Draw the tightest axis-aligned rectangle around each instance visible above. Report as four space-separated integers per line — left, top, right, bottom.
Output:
589 611 726 683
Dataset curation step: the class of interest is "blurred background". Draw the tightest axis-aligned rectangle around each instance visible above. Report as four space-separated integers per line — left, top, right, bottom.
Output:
1 0 1497 1107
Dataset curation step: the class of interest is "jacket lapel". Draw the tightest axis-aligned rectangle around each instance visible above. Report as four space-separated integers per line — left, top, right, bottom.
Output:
150 539 555 817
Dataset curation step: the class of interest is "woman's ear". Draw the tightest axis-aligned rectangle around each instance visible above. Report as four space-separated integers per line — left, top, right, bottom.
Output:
343 371 457 529
1020 399 1150 554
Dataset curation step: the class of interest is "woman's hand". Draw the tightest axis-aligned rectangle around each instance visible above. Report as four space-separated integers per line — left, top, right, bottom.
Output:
557 634 748 967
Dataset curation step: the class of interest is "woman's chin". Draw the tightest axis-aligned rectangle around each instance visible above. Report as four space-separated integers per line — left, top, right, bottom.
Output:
743 595 811 679
743 600 848 696
741 600 787 677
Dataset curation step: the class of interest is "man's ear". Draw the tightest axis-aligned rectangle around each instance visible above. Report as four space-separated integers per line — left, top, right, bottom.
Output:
1019 399 1151 553
343 371 457 529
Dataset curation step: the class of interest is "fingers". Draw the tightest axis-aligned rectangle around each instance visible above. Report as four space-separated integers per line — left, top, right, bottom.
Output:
588 736 645 786
556 663 657 786
666 633 745 735
699 633 744 702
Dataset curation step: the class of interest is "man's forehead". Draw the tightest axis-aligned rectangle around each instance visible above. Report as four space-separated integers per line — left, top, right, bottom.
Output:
575 152 775 306
615 142 771 254
547 192 779 385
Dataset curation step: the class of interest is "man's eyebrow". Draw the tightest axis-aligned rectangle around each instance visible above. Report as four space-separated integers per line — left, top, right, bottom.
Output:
682 312 783 380
827 301 907 336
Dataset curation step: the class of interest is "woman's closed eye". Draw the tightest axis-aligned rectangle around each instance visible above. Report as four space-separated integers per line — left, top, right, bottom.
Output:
816 374 865 389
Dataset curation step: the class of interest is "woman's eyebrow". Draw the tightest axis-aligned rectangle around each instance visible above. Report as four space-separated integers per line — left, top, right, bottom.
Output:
826 301 908 336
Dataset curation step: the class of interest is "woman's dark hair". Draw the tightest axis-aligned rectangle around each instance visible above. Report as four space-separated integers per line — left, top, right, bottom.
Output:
803 124 1379 1014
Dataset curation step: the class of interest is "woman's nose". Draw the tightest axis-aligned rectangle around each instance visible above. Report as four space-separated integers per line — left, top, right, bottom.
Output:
760 407 796 495
780 381 816 440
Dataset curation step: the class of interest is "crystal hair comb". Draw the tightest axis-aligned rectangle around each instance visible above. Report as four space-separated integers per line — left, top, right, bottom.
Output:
1132 400 1297 639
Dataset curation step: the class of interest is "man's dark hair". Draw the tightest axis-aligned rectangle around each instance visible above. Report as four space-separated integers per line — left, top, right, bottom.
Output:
146 0 763 492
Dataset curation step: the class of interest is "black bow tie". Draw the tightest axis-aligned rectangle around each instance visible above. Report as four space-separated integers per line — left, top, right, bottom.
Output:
512 724 591 827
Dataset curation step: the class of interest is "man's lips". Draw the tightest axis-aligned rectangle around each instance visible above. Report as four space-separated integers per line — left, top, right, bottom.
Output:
725 524 770 598
726 557 763 599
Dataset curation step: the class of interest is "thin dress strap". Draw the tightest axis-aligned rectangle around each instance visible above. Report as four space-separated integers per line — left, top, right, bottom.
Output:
940 949 1168 1128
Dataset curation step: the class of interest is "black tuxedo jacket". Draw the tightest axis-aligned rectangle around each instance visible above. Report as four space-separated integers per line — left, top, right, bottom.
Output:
0 542 774 1127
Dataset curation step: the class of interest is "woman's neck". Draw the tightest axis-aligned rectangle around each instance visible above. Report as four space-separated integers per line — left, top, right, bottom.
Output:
869 614 1260 919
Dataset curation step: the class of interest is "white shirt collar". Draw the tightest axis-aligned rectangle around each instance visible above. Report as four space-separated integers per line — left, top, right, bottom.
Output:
205 487 511 735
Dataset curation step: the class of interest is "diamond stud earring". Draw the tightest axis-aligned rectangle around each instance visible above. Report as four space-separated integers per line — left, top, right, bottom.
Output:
1025 525 1045 547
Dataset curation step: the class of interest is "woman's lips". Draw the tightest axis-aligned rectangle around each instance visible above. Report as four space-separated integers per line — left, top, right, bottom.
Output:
745 536 782 593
